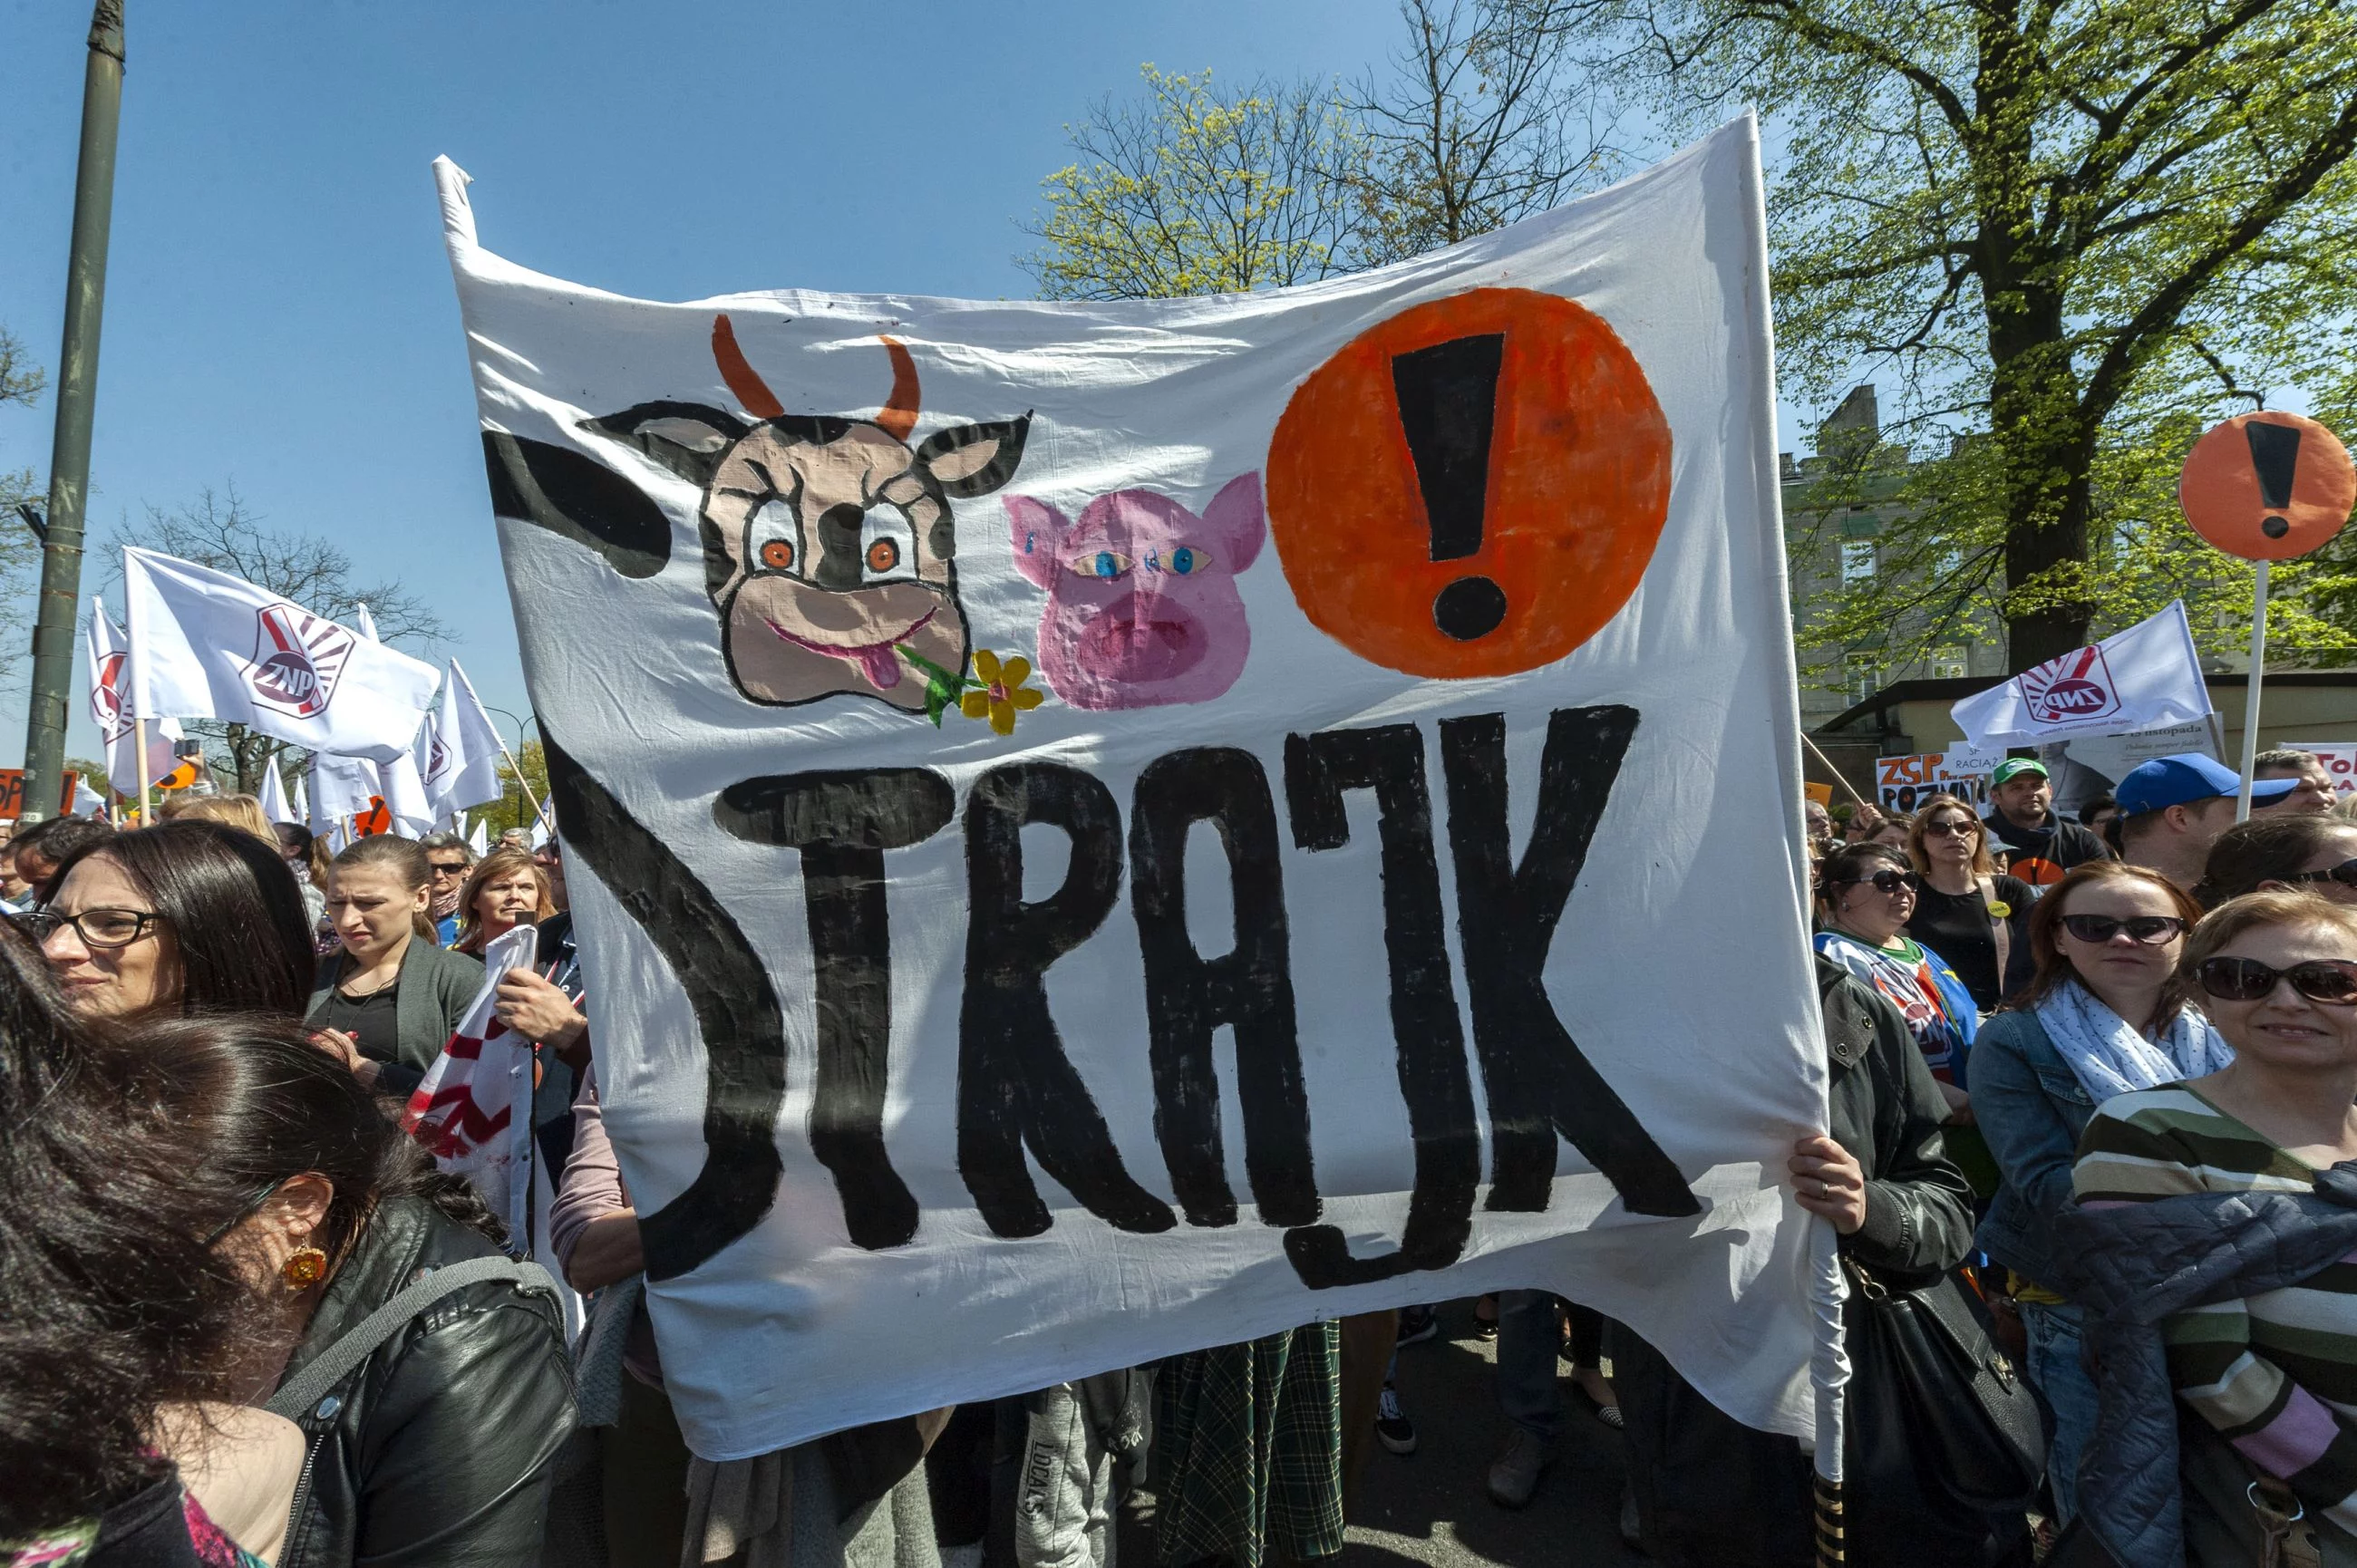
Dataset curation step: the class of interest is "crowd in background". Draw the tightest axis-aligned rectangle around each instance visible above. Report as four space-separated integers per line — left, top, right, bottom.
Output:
8 746 2357 1566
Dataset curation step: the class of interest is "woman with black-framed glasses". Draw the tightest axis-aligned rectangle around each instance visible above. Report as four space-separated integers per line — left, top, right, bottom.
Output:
1968 858 2220 1525
30 819 314 1020
1812 842 1979 1102
2064 890 2357 1563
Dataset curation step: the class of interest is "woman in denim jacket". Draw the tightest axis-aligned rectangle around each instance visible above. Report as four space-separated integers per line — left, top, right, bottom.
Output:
1971 860 2221 1524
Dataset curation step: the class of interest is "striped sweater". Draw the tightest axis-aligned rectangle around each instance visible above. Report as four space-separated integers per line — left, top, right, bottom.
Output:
2073 1086 2357 1531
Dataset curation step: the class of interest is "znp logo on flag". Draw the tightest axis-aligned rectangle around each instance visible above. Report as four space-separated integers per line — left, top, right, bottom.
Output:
422 713 451 785
249 604 355 720
2020 644 2122 726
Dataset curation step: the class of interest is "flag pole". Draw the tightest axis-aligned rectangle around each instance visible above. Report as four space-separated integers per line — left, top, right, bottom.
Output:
492 738 546 828
1800 731 1871 811
134 713 149 825
2236 560 2270 823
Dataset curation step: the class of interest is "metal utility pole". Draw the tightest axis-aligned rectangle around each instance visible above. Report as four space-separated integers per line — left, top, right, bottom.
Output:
22 3 125 824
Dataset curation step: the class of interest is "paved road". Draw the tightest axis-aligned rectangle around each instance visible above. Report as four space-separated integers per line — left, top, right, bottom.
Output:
1343 1302 1644 1568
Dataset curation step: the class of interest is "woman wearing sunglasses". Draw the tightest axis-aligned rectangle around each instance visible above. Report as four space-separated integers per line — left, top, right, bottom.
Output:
1812 843 1978 1117
1904 793 2039 1014
2197 812 2357 909
2066 891 2357 1563
1969 859 2218 1525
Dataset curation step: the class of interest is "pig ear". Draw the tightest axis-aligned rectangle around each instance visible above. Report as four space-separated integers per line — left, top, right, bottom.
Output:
1202 472 1266 572
585 402 751 489
1004 495 1071 588
916 413 1033 498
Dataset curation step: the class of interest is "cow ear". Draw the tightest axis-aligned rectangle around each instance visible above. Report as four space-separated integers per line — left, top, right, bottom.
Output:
1004 496 1072 588
483 431 672 579
1201 472 1266 572
916 413 1032 498
585 402 750 489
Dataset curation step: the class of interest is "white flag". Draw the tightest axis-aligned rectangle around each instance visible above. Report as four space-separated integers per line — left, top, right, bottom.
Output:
124 548 438 762
350 603 438 834
84 598 186 795
257 758 296 824
419 661 508 815
402 924 538 1246
310 750 382 837
289 766 310 828
1952 602 2213 749
467 816 490 857
70 777 104 818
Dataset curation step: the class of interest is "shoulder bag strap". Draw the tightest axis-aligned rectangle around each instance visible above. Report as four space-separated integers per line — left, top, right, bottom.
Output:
1977 875 2012 996
266 1254 557 1420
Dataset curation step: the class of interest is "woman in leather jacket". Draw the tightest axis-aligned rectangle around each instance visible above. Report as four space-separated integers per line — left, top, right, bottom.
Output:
1614 953 1980 1567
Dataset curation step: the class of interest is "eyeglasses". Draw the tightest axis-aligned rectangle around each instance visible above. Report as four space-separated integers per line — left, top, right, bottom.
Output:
426 860 470 880
15 906 163 949
1836 869 1919 895
1923 818 1978 838
2058 914 2188 945
2195 955 2357 1006
2287 858 2357 890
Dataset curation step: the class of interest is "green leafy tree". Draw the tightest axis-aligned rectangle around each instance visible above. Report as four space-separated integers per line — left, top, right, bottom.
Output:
1605 0 2357 672
469 740 548 839
1023 66 1371 298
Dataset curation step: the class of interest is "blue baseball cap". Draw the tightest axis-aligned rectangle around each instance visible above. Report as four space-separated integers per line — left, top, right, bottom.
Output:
2115 753 2296 817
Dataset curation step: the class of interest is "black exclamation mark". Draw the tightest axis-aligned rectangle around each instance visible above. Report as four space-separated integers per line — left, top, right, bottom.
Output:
1392 333 1508 640
2248 421 2302 540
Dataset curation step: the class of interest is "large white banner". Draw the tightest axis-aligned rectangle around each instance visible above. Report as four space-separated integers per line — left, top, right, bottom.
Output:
439 118 1828 1462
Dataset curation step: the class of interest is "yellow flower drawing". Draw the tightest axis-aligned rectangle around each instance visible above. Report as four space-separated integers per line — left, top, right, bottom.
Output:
959 650 1044 736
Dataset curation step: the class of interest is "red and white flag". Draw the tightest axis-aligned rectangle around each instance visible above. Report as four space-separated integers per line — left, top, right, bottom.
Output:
123 547 439 762
84 596 186 796
1952 601 2212 748
402 924 538 1245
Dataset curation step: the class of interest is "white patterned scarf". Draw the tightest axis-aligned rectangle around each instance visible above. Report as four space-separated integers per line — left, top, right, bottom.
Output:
2033 976 2234 1102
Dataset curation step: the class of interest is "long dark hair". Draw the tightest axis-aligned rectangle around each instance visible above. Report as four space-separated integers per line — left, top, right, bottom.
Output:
0 986 500 1530
2195 814 2357 909
44 818 316 1017
0 924 239 1527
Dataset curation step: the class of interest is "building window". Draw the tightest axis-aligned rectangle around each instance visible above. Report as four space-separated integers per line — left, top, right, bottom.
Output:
1845 653 1884 706
1841 541 1877 583
1931 645 1969 680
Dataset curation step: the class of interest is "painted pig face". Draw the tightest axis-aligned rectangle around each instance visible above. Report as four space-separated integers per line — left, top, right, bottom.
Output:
1005 473 1264 710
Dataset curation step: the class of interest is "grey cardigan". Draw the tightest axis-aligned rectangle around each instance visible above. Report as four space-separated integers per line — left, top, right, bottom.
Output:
307 937 485 1096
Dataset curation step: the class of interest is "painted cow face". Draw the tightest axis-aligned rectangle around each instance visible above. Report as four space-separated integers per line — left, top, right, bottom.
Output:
1006 473 1264 710
482 316 1029 714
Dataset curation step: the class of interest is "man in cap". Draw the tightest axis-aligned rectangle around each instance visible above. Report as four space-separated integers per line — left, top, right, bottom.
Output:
1981 758 2109 887
2111 753 2296 893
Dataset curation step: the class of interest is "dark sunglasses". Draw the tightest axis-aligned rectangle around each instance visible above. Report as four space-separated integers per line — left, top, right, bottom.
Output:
1922 818 1979 838
2059 914 2189 946
2287 857 2357 890
2195 955 2357 1006
1837 869 1919 895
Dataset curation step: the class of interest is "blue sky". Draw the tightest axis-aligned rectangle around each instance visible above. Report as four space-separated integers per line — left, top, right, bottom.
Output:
0 0 1787 770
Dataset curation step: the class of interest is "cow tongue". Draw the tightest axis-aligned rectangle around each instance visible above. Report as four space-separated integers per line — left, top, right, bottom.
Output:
852 643 903 690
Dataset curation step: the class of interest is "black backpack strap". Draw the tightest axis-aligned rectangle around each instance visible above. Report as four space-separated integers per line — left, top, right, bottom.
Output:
266 1254 558 1420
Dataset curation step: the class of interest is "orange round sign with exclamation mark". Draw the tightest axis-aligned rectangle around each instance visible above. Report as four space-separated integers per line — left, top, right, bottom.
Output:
2178 410 2355 562
1266 287 1671 678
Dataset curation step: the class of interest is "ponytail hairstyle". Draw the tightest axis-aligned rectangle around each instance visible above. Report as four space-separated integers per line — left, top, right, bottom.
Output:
330 833 438 941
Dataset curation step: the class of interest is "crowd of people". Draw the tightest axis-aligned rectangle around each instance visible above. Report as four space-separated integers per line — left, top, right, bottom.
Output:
8 745 2357 1566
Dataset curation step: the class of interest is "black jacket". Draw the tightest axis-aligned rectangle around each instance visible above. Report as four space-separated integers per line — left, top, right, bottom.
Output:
1615 958 1977 1568
1981 809 2109 886
273 1196 575 1568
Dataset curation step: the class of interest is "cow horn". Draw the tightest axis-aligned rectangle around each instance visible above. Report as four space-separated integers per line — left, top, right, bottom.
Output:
712 315 785 421
877 336 919 443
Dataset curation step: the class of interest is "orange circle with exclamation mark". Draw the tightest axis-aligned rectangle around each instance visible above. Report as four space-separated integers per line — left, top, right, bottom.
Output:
1266 287 1672 678
2178 411 2355 563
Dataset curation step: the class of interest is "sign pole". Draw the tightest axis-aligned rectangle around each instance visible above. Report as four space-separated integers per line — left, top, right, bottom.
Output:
2236 560 2270 823
134 713 150 825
